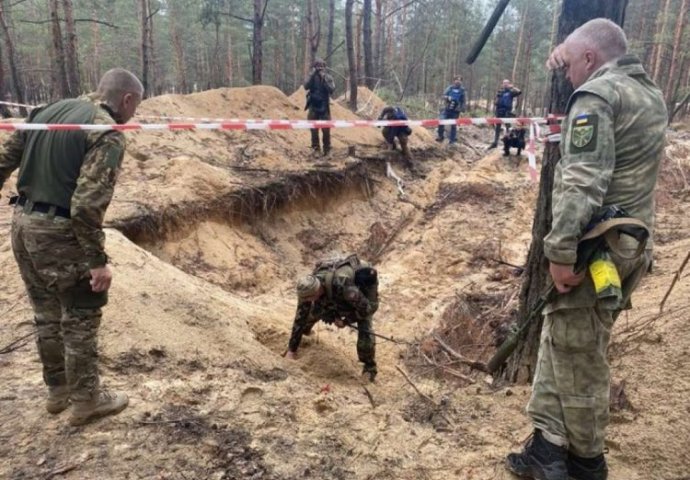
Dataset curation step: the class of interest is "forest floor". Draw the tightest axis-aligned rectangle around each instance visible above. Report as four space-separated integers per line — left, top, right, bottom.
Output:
1 86 689 480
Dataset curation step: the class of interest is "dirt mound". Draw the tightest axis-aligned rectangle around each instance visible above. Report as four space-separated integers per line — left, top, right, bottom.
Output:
1 85 689 480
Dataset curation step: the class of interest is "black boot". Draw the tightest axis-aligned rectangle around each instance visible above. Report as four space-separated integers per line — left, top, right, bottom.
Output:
362 363 377 382
567 452 608 480
505 430 568 480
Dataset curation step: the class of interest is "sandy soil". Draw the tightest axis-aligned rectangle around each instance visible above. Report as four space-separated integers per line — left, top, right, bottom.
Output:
0 87 689 480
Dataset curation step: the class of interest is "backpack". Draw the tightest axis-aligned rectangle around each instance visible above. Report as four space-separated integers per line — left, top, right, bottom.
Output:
314 254 378 299
496 89 514 113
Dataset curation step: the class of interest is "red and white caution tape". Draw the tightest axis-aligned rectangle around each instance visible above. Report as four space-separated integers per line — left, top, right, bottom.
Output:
0 116 561 132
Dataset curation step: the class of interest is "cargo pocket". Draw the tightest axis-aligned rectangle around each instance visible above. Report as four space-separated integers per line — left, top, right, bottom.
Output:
550 309 597 353
562 394 597 451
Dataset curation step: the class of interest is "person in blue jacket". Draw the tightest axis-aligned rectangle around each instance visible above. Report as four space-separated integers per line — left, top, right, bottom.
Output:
436 76 466 145
489 79 522 149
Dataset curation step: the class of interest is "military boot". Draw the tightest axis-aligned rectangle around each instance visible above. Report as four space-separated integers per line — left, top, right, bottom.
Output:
69 390 129 426
567 452 608 480
46 385 70 414
362 363 377 383
505 429 569 480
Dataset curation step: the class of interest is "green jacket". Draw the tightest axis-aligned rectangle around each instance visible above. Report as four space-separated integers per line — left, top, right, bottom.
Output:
544 54 667 266
0 96 126 268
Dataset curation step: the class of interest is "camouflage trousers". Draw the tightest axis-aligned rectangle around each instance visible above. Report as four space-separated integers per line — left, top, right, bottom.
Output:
11 208 106 402
527 248 651 457
302 314 376 371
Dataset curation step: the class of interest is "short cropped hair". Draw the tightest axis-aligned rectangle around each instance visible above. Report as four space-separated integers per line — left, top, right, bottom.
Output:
566 18 628 63
97 68 144 105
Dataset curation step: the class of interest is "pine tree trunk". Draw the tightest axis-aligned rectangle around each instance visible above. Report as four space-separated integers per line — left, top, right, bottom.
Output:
0 42 10 118
89 6 101 90
140 0 152 97
373 0 384 81
501 0 629 384
170 3 188 93
355 9 363 85
61 0 80 96
49 0 69 98
227 33 234 88
651 0 671 85
252 0 264 85
512 0 529 83
0 4 27 114
345 0 357 110
363 0 374 88
664 0 688 110
326 0 335 59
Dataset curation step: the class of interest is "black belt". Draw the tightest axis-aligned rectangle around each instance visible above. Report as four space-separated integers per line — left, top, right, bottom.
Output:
9 196 71 219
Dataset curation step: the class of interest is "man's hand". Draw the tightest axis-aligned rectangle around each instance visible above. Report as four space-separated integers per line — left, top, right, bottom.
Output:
89 265 112 292
549 262 585 293
284 350 297 360
547 43 568 70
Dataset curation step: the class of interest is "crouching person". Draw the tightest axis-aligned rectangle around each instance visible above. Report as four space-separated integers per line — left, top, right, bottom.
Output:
503 126 527 156
284 254 379 382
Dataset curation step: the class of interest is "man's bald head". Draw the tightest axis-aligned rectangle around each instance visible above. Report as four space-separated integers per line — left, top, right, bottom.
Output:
96 68 144 123
559 19 628 89
565 18 627 65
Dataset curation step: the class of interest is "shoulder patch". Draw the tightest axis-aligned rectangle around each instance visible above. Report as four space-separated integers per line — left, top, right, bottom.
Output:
569 114 598 153
104 143 124 169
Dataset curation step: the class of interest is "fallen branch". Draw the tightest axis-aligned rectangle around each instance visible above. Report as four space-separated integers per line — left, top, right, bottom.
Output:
0 331 36 355
370 210 415 264
362 386 376 409
395 365 435 405
432 333 487 372
395 365 455 428
659 251 690 313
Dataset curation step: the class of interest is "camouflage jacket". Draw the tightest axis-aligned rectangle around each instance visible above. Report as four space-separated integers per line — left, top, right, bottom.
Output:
288 263 378 352
544 54 667 267
0 95 126 268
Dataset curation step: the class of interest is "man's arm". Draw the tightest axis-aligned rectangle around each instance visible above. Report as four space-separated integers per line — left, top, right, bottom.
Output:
287 301 313 353
70 130 126 269
303 70 315 90
324 74 336 95
511 87 522 97
0 131 26 192
544 92 616 267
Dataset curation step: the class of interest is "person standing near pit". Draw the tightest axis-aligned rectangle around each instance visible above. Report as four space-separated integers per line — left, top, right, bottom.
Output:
436 75 466 145
304 58 336 156
489 79 522 149
0 68 143 426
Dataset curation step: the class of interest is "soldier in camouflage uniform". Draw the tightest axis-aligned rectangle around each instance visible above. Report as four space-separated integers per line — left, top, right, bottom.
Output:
505 20 667 480
284 254 379 381
0 68 143 426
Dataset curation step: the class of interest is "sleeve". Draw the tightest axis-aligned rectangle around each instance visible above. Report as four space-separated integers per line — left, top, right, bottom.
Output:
0 131 25 191
325 74 336 95
288 301 313 352
543 93 616 265
512 87 522 97
70 130 126 268
459 88 466 110
443 86 451 98
338 273 377 319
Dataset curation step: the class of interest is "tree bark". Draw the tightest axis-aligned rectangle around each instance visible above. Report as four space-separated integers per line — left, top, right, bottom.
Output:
0 4 27 115
140 0 152 97
345 0 357 110
169 2 188 93
251 0 266 85
651 0 671 85
49 0 69 98
305 0 320 66
663 0 688 110
326 0 335 59
501 0 630 384
61 0 80 96
363 0 374 88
